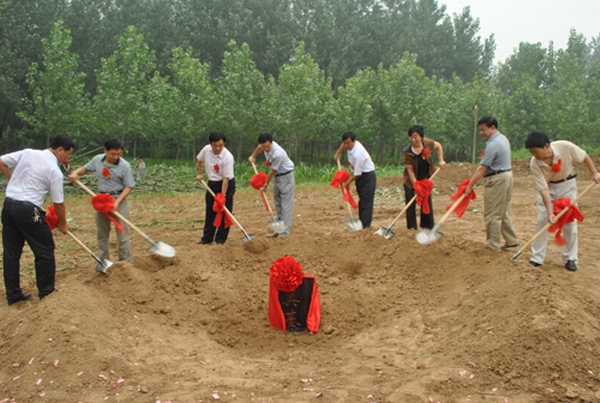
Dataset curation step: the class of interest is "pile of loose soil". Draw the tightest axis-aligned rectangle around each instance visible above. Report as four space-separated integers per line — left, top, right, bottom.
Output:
2 160 600 402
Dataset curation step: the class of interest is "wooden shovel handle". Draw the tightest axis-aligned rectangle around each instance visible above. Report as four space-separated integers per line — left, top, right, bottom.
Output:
66 231 105 266
433 193 467 231
200 179 251 237
251 162 276 216
388 167 442 228
514 181 597 258
73 179 157 245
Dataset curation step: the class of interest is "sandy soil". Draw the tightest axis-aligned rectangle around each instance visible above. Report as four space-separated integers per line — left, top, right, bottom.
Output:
2 159 600 403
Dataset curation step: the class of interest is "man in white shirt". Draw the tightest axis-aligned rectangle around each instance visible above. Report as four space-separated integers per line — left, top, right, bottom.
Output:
196 132 235 244
335 131 377 229
525 131 600 271
0 135 74 305
248 133 295 237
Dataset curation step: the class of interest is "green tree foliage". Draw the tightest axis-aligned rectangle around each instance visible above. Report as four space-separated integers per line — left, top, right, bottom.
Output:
216 41 266 161
271 42 334 162
168 47 217 158
18 21 87 146
94 26 156 145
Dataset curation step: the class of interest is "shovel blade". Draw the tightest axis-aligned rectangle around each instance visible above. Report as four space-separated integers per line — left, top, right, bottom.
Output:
268 220 286 234
416 229 443 245
345 219 363 232
150 241 176 258
96 259 113 274
241 234 256 243
374 226 394 239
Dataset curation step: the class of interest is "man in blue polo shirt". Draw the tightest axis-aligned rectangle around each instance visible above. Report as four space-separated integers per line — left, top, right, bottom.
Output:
70 139 135 270
248 133 295 238
465 116 519 251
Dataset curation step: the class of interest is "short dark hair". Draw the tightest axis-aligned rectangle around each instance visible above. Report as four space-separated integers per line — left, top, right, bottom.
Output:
49 135 75 151
104 138 123 151
342 131 356 141
258 133 273 144
208 132 226 143
408 124 424 138
478 116 498 129
525 131 550 149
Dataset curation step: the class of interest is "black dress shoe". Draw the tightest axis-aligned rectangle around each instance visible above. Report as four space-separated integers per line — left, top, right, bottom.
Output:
529 260 542 267
197 240 212 245
8 292 32 306
565 260 577 271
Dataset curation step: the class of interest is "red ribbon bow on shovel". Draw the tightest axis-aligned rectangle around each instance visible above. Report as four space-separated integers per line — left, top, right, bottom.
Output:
330 169 358 209
413 178 433 214
212 193 233 228
91 194 124 231
446 179 476 218
45 205 60 230
549 198 584 246
250 172 270 210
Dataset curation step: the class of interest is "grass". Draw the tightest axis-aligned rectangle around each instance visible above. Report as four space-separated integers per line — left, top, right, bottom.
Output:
62 160 404 195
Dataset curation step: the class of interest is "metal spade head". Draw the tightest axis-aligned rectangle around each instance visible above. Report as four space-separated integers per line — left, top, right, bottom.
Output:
241 234 256 242
345 219 363 232
268 219 286 234
416 228 443 245
96 259 114 274
149 241 176 258
374 226 394 239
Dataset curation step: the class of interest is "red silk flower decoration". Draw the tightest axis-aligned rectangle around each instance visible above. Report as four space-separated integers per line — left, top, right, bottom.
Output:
212 193 233 228
446 179 476 218
91 194 124 231
264 161 272 166
551 159 562 173
213 164 220 174
479 149 485 159
270 256 304 293
549 198 583 246
422 148 430 160
347 161 354 170
413 178 433 214
45 205 60 230
102 167 110 179
250 172 267 190
330 169 357 209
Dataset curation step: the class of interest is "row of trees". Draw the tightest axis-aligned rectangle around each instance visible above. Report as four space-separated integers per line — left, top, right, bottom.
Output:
10 21 600 165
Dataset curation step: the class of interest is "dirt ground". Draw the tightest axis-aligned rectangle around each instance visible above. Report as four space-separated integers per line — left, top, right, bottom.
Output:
2 159 600 403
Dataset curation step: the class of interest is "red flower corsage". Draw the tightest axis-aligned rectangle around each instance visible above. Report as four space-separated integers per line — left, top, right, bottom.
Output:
551 159 562 173
102 167 110 180
348 161 354 170
213 164 220 174
479 149 485 159
422 148 430 159
264 161 272 166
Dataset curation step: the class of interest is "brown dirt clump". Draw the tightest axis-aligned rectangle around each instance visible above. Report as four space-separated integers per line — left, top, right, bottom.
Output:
2 160 600 402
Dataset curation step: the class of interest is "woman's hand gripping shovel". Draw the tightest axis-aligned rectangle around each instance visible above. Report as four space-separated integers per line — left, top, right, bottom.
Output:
73 180 176 258
375 167 441 239
250 162 286 234
416 193 466 245
336 160 363 232
199 179 255 242
511 181 597 260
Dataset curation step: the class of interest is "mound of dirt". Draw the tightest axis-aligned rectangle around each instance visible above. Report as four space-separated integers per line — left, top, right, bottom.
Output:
2 161 600 402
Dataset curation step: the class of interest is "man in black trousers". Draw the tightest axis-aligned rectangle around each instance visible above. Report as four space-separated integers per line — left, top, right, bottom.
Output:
0 135 74 305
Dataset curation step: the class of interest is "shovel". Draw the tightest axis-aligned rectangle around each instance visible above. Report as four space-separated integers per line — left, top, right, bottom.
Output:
416 194 466 245
375 167 441 239
336 160 363 232
200 179 255 242
250 162 286 234
511 181 596 260
73 180 176 258
66 231 113 273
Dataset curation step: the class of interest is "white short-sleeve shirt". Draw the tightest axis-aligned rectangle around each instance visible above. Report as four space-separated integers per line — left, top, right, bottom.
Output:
197 145 235 181
347 140 375 175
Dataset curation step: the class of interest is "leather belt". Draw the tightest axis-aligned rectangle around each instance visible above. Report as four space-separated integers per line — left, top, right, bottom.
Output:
275 170 293 177
100 190 123 196
484 169 511 178
550 173 576 184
